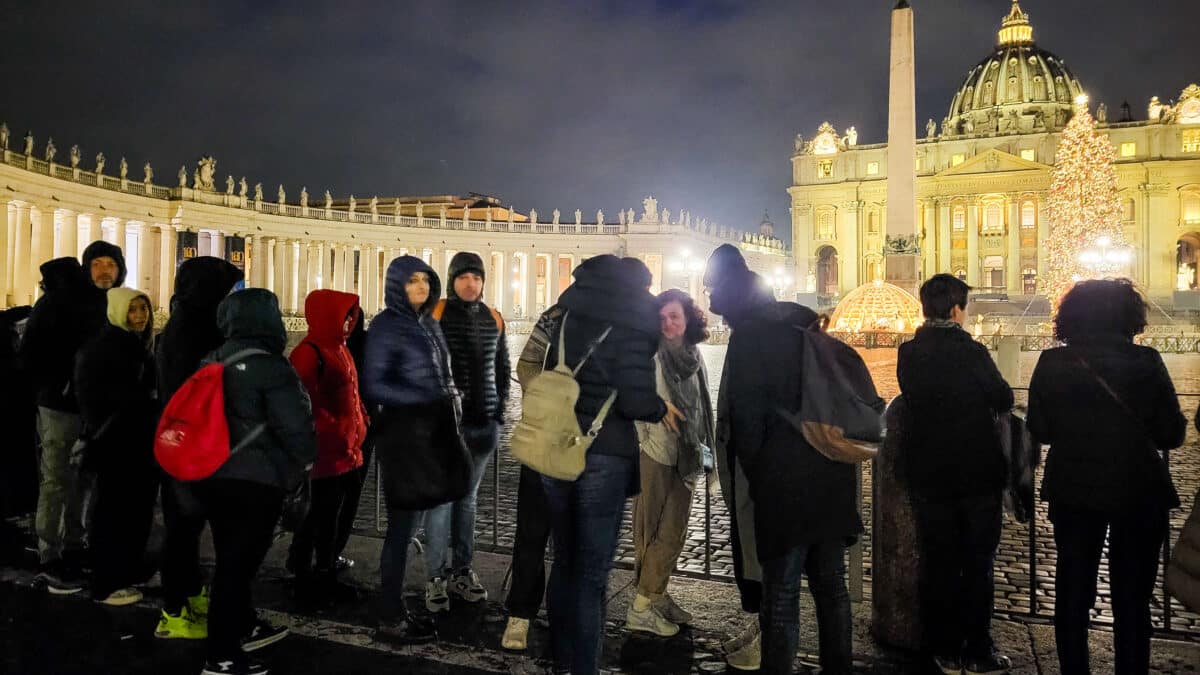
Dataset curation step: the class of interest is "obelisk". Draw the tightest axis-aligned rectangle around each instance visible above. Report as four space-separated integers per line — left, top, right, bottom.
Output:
883 0 920 296
873 0 925 652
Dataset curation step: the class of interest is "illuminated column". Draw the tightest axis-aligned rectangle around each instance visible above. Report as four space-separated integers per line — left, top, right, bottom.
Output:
938 201 952 275
87 214 102 245
55 209 76 258
12 204 31 305
522 251 536 319
113 219 128 258
340 245 353 293
297 241 311 309
159 225 177 303
273 238 287 304
30 207 51 301
250 235 267 288
966 199 980 286
212 231 225 258
136 224 156 299
1006 198 1021 293
922 201 937 280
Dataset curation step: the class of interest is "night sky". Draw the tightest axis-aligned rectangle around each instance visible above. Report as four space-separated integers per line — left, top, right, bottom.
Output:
1 1 1196 240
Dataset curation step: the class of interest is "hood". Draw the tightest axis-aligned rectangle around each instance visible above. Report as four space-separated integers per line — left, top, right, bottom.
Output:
106 287 154 342
38 257 90 295
757 300 819 330
81 240 127 288
446 251 486 301
304 289 360 344
384 255 441 316
702 244 749 289
708 268 776 328
216 288 287 354
557 254 658 335
172 256 245 310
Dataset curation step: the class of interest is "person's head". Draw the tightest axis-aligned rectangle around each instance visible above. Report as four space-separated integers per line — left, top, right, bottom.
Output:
656 289 709 345
448 252 486 303
384 255 441 316
702 244 750 292
406 271 430 310
106 287 153 343
302 289 360 344
1054 278 1147 344
919 273 971 324
81 240 127 290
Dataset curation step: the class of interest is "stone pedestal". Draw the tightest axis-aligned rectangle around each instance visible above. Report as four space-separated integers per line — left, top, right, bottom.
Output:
872 395 924 650
884 251 922 298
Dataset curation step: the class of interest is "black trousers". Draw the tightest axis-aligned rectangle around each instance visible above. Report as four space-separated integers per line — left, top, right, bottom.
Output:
289 470 362 573
161 477 207 613
88 457 157 598
1051 503 1167 675
194 479 282 661
913 492 1003 659
333 444 373 560
504 465 552 619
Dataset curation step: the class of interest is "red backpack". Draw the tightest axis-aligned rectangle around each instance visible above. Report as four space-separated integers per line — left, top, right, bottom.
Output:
155 348 269 481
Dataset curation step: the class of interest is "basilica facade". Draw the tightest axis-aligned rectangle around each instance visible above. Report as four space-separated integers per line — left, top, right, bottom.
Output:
789 1 1200 307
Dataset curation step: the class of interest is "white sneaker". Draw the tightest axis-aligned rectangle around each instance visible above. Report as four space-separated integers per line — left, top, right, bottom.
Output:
501 616 529 651
726 633 761 671
97 587 143 606
448 569 488 603
625 603 680 637
654 593 694 625
425 577 449 613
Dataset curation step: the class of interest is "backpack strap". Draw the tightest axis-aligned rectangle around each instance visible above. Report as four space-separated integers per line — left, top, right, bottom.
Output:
431 299 447 322
586 390 619 438
303 341 325 378
489 306 505 332
219 348 271 458
571 325 613 377
221 348 270 366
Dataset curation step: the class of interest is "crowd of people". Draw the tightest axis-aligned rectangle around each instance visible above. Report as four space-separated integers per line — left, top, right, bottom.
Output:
0 236 1196 675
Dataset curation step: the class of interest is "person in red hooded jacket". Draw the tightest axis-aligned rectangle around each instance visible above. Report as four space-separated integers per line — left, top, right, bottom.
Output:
286 289 368 602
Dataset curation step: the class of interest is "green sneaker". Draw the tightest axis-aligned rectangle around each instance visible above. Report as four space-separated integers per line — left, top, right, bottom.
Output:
188 587 210 620
155 607 207 640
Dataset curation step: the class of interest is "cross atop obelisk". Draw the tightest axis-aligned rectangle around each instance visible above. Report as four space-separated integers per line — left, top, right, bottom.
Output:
884 0 920 296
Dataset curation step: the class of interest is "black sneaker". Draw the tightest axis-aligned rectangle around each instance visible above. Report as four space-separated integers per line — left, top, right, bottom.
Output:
964 652 1011 675
240 619 289 652
201 657 269 675
934 654 964 675
377 614 437 644
36 562 84 595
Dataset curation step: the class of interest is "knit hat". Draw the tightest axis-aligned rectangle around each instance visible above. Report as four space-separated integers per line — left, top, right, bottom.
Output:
702 244 749 289
447 251 486 283
81 240 127 288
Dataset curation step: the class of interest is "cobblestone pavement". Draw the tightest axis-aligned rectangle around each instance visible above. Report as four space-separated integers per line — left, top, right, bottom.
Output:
347 338 1200 641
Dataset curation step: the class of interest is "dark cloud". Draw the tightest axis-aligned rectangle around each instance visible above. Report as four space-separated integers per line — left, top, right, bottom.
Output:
1 0 1195 240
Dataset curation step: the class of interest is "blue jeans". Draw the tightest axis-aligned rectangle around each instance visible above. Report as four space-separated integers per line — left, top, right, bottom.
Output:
424 422 499 577
380 506 419 619
760 540 852 675
542 453 636 675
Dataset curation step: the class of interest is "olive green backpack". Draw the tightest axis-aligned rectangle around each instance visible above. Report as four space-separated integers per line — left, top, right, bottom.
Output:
510 311 615 481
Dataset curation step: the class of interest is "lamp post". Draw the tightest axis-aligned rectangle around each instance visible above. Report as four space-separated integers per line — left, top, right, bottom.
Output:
1077 235 1132 279
668 248 706 298
770 266 794 300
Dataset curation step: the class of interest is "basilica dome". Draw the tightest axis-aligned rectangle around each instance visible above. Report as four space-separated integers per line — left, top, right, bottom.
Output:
943 1 1084 137
829 280 924 334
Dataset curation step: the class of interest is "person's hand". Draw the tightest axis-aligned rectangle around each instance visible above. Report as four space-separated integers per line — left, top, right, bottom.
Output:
663 400 686 434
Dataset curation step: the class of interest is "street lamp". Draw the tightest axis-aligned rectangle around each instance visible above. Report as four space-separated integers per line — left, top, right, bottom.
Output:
770 268 793 299
1077 235 1132 277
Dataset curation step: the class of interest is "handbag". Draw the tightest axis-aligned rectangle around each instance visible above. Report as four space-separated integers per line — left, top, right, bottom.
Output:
1166 487 1200 612
374 398 471 510
279 479 312 532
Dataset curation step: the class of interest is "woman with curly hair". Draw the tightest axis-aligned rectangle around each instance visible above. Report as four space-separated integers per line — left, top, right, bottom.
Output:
626 288 716 637
1027 279 1186 675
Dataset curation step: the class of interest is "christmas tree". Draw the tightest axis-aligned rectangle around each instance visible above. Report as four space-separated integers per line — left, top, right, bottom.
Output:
1039 95 1129 307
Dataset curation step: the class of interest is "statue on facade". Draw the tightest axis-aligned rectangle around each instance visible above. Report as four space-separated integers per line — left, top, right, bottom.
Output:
296 187 305 208
69 144 81 168
662 208 670 224
324 190 332 209
254 182 263 202
416 201 424 219
196 156 217 190
240 177 249 198
278 185 286 204
95 152 105 175
1033 109 1046 131
438 204 447 220
393 198 400 216
143 162 153 183
926 119 937 138
1096 103 1108 124
642 196 658 223
119 157 128 179
597 209 604 225
0 123 8 150
1004 109 1020 133
45 138 57 163
574 209 581 225
348 195 357 214
178 166 188 188
963 116 975 134
529 208 538 223
618 209 626 226
1148 96 1163 122
552 209 560 225
369 196 378 215
794 134 804 152
627 208 635 224
844 127 858 147
1054 107 1068 128
226 175 235 195
23 131 33 156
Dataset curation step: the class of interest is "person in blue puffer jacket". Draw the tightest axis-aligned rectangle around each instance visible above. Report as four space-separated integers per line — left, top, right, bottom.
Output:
362 255 458 643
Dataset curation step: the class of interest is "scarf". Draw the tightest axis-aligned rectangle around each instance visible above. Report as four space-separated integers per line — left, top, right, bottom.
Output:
924 317 962 330
658 337 707 477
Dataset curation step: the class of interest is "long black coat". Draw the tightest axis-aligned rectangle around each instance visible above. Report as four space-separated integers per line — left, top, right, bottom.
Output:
896 325 1014 501
1027 338 1185 513
724 300 863 561
156 257 245 403
0 306 37 517
542 255 666 461
74 325 158 471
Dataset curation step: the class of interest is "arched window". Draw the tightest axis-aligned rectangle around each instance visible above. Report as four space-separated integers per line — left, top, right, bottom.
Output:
953 206 966 231
1183 191 1200 225
817 210 836 240
954 268 967 281
983 81 994 106
983 202 1003 232
1021 201 1036 229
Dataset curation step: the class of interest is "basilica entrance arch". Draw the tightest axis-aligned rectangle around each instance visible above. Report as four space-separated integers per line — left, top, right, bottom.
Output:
816 245 839 298
1176 232 1200 290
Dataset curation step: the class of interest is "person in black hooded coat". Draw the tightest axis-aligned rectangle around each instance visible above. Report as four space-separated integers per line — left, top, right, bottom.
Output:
153 256 244 638
535 255 676 675
0 305 36 564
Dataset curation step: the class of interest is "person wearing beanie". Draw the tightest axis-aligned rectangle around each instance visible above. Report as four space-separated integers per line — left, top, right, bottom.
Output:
19 251 119 595
73 288 158 606
423 251 511 613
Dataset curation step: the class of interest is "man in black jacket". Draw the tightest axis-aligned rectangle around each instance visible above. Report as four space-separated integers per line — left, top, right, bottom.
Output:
21 240 126 594
897 274 1014 675
707 245 858 675
424 252 510 612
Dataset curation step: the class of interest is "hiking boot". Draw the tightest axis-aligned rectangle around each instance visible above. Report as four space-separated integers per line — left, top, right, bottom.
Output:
425 577 450 613
964 652 1011 675
155 607 207 639
188 586 210 620
377 614 437 644
726 633 761 671
241 619 289 652
36 563 84 595
625 602 680 637
96 587 143 606
722 618 760 655
448 569 487 603
934 654 964 675
501 617 530 651
654 593 693 625
201 657 269 675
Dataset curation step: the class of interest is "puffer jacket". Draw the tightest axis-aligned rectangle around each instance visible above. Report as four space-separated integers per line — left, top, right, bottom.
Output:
207 289 317 491
19 257 106 411
290 290 367 479
362 256 457 408
1027 337 1185 512
157 257 245 402
439 252 511 426
540 255 666 461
